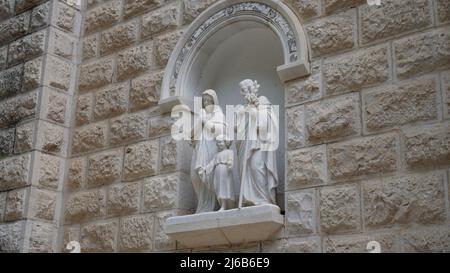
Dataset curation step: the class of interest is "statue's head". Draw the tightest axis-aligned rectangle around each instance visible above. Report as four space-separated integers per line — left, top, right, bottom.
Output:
216 134 231 150
202 89 217 111
239 79 260 104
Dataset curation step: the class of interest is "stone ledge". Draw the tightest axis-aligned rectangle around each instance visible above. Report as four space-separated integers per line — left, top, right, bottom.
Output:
165 204 284 248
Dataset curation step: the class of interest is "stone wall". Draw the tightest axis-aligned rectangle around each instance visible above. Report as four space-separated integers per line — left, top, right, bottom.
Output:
1 0 449 253
65 0 193 253
282 0 450 253
0 0 81 252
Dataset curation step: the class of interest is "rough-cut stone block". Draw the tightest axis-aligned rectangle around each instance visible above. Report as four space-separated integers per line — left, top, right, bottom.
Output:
306 11 355 56
0 221 25 252
81 220 118 253
0 12 30 44
286 105 305 149
23 57 43 91
34 152 62 190
141 4 178 38
401 227 450 252
79 58 114 91
65 189 105 223
44 55 72 91
436 0 450 23
284 0 318 21
15 122 34 153
324 233 398 253
403 124 450 168
286 74 320 105
110 113 146 146
124 140 158 181
93 84 127 120
87 150 122 188
37 119 64 152
328 133 398 180
100 20 138 56
0 91 37 128
117 43 152 81
360 0 431 44
130 71 162 111
36 121 65 155
363 77 438 131
107 183 139 216
0 128 14 158
8 30 46 66
48 29 74 60
83 35 97 60
5 188 27 221
363 172 447 228
124 0 159 18
0 154 31 191
143 174 180 211
67 157 85 191
0 65 24 100
306 93 360 143
72 122 107 154
53 1 78 33
119 215 154 252
28 222 56 253
319 185 360 233
149 116 172 137
30 2 50 30
323 0 365 14
154 210 186 251
324 45 389 95
85 0 120 34
286 189 316 236
182 0 216 24
75 93 92 126
44 91 67 124
154 31 182 67
262 237 321 253
28 189 56 221
287 146 327 190
394 28 450 78
160 136 188 172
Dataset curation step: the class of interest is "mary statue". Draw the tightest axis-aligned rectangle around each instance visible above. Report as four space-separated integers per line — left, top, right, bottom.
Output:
235 79 279 207
190 89 226 213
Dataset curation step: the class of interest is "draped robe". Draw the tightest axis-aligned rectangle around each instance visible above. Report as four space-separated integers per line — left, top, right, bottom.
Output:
235 97 279 207
190 90 225 213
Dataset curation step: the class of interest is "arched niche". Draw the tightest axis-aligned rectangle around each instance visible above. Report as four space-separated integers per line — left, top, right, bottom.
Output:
158 0 311 112
159 0 311 213
191 21 287 207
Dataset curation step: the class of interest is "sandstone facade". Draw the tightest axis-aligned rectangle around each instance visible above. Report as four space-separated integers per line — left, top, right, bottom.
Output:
0 0 449 253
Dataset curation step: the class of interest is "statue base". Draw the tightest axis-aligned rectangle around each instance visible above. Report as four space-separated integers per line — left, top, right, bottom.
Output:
165 204 284 248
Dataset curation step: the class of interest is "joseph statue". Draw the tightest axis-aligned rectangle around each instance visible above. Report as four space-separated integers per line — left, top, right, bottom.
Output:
235 79 279 207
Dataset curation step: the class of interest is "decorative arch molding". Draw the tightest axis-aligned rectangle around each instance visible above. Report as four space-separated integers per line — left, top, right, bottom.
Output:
158 0 311 112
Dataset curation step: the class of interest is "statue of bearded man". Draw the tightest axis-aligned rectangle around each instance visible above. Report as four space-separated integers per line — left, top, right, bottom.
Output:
235 79 279 208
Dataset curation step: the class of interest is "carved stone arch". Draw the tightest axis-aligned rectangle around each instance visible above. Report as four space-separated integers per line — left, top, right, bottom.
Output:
158 0 311 111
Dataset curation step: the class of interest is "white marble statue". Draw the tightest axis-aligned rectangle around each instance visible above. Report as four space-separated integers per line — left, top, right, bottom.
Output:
235 79 279 207
200 135 236 211
190 89 226 213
